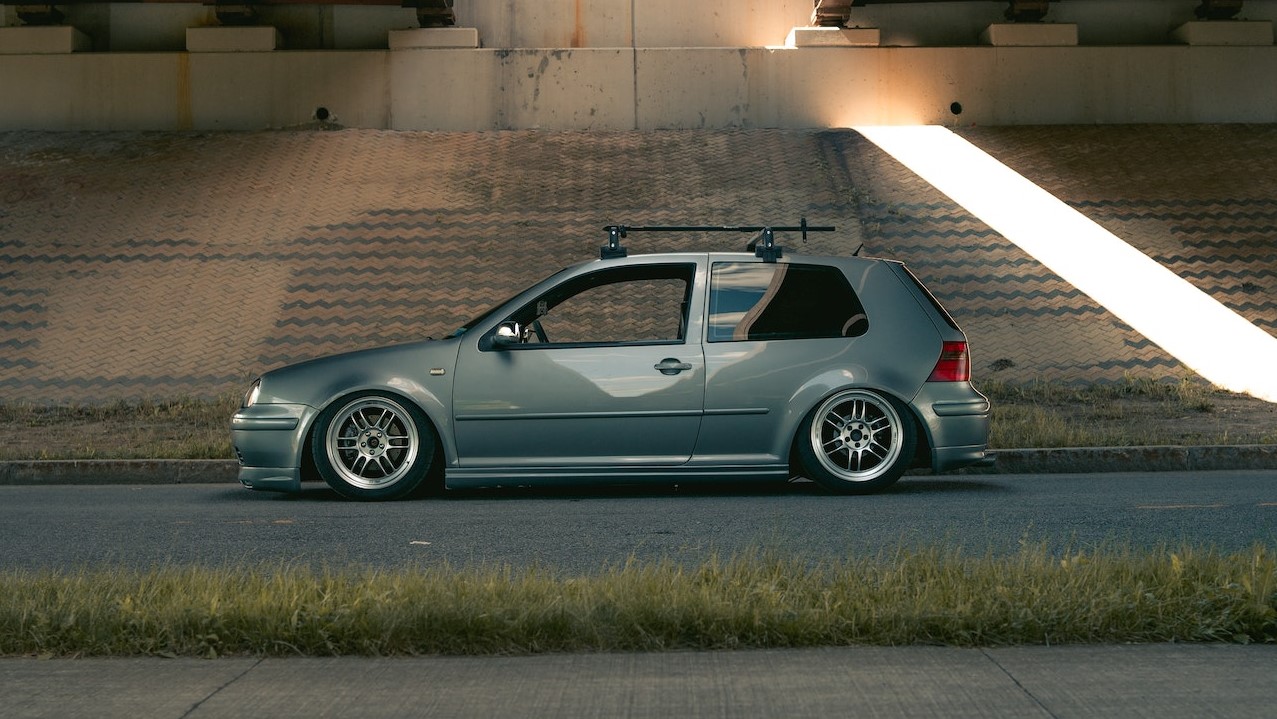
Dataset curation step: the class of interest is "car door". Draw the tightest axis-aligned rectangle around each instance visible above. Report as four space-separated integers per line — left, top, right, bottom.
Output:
452 259 707 468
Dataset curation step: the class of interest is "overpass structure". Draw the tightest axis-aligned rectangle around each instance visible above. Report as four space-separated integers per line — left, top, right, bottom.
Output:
0 0 1275 130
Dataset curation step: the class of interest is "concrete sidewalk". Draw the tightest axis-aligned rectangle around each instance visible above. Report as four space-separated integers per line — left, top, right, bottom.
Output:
3 444 1277 487
4 645 1275 718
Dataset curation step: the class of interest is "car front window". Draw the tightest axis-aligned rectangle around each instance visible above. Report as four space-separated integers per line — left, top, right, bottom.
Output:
447 268 574 338
506 263 695 346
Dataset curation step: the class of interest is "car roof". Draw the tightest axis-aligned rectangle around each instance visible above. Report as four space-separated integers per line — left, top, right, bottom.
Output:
588 251 890 268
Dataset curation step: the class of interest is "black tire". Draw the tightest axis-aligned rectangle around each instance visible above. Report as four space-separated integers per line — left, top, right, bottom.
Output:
796 388 916 495
311 392 437 501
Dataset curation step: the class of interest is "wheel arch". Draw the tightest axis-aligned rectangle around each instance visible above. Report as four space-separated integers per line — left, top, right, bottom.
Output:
785 380 931 474
299 382 453 473
780 368 922 456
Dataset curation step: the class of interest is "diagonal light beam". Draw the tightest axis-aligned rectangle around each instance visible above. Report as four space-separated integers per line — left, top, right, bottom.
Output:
855 124 1277 403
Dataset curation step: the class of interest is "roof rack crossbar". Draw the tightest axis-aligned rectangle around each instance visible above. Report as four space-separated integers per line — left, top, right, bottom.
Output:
601 224 835 234
599 219 834 262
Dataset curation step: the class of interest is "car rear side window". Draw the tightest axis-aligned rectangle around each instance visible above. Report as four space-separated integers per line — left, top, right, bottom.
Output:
708 262 868 342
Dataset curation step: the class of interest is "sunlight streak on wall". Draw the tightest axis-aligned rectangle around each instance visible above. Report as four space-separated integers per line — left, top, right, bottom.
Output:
855 124 1277 403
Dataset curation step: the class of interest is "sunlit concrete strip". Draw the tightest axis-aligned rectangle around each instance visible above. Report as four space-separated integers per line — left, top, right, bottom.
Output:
854 125 1277 404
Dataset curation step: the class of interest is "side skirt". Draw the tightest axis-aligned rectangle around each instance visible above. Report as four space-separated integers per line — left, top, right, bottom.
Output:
444 464 791 490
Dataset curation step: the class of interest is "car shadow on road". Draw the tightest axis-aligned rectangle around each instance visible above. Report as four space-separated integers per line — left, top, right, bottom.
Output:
227 475 1011 503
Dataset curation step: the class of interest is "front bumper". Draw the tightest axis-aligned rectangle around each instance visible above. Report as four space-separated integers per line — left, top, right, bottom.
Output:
231 403 317 492
238 465 303 492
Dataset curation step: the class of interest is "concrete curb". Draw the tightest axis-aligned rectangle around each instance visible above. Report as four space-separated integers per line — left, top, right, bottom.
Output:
1 446 1275 486
965 444 1277 475
0 459 240 486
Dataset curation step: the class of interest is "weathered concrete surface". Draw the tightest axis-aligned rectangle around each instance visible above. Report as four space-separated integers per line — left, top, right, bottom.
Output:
3 44 1277 131
3 645 1276 719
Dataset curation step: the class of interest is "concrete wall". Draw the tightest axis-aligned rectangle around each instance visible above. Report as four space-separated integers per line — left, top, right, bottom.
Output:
3 45 1275 131
1 1 1275 130
3 1 1277 50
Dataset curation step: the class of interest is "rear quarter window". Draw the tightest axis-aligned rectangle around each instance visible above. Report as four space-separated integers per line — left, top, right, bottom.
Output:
897 264 962 332
709 262 869 342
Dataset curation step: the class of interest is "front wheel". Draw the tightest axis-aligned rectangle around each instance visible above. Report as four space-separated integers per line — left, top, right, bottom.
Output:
796 388 916 495
311 392 437 501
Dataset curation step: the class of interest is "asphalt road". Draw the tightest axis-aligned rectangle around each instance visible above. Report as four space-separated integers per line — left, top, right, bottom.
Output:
2 470 1275 571
5 472 1277 719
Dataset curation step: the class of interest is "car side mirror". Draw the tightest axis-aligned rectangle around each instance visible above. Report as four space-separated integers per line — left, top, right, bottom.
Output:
492 321 523 347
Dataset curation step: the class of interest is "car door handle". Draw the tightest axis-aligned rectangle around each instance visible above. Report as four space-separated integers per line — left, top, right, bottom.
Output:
654 358 693 375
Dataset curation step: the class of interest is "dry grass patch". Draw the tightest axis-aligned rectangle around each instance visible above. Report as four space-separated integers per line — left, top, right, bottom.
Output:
3 545 1274 657
981 377 1277 449
0 395 239 461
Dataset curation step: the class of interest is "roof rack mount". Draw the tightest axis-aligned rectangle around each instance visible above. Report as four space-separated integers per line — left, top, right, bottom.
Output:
599 218 835 262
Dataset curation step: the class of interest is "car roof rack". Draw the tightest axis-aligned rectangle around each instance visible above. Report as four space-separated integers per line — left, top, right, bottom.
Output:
600 218 835 263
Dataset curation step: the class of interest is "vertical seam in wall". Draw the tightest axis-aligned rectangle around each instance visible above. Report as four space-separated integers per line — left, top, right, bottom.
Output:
631 0 638 130
176 53 193 131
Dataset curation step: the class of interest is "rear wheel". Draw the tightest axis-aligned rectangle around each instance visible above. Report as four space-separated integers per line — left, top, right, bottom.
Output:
797 388 916 495
312 392 436 501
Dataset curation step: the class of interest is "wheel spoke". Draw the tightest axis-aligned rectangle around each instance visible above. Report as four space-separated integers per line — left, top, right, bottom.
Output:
349 455 368 476
375 410 393 430
866 415 891 431
850 400 867 421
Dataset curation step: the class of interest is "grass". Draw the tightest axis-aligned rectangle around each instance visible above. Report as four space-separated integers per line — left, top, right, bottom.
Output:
2 545 1273 657
0 394 240 461
980 376 1277 449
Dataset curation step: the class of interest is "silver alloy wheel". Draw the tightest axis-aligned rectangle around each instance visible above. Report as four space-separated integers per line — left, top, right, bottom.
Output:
808 389 904 482
324 396 420 490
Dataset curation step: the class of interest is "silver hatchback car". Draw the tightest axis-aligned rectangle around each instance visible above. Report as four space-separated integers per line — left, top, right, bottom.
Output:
232 224 990 500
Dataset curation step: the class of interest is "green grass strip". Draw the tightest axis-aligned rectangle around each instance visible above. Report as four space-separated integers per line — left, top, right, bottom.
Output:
3 545 1275 657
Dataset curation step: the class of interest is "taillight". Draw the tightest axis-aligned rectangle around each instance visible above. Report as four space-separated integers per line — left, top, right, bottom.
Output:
927 341 970 382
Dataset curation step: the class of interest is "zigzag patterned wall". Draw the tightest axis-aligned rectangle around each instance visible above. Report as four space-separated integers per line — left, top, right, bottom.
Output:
0 127 1273 403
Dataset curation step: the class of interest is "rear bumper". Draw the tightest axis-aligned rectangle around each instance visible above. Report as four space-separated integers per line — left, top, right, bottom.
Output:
934 444 995 473
911 382 991 473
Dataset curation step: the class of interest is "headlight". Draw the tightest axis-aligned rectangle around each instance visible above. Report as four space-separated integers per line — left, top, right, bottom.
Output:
242 379 262 408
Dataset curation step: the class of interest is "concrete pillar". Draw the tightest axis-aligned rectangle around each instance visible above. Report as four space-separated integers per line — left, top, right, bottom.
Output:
388 27 480 49
1173 21 1273 46
786 26 880 47
186 26 282 52
0 25 90 53
980 24 1078 47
